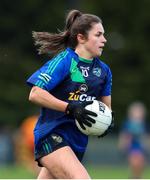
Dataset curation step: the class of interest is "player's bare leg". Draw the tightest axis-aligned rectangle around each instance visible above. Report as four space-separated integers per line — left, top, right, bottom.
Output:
37 167 55 179
128 151 145 179
39 146 90 179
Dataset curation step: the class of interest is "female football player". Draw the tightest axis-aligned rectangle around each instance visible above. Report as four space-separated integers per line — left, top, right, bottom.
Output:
118 102 148 179
27 9 113 179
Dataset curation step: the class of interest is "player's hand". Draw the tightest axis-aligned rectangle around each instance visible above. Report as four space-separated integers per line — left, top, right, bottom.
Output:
98 111 114 138
65 101 97 130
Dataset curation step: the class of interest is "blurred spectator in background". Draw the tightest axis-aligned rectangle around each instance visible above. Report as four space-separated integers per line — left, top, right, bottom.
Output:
118 101 149 179
14 115 40 175
0 126 14 165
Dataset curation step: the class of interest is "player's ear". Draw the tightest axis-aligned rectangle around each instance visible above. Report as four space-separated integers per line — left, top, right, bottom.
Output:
77 33 86 44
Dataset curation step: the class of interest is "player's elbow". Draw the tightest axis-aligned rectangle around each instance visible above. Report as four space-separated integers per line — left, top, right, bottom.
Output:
28 86 39 102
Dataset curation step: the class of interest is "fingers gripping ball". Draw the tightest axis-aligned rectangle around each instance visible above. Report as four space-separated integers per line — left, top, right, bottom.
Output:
75 100 112 136
66 101 97 130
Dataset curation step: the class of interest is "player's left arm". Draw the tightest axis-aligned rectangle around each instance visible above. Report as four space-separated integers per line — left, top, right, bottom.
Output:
99 64 112 109
98 95 114 138
99 95 113 124
100 95 111 110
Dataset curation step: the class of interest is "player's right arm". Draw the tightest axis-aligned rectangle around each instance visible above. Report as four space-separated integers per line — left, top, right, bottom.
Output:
29 86 96 129
27 50 70 112
29 86 68 112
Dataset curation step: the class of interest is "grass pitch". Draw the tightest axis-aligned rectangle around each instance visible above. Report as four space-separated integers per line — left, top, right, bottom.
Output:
0 164 149 179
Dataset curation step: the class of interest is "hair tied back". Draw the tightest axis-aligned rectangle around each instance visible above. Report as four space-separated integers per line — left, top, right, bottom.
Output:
65 9 82 30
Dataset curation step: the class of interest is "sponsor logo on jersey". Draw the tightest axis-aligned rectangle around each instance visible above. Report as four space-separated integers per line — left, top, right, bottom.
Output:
79 84 88 93
92 68 101 77
68 90 96 101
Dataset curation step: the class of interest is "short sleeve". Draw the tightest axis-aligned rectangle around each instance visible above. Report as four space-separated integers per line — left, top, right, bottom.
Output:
26 50 71 91
101 67 112 96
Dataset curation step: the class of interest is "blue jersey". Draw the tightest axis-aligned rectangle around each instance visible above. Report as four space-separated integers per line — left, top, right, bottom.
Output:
121 119 146 152
27 47 112 152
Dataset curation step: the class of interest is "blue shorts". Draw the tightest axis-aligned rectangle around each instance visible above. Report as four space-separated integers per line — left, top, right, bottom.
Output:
34 132 85 167
128 142 145 154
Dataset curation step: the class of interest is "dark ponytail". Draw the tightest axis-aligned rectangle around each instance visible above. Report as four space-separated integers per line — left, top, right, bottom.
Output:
32 10 82 56
65 10 82 31
32 31 69 56
32 9 101 57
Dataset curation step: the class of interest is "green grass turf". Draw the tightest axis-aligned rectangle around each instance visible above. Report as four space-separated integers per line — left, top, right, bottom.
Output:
87 165 150 179
0 164 150 179
0 165 36 179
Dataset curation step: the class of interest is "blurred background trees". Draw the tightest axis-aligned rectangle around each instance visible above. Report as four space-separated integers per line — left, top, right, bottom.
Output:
0 0 150 129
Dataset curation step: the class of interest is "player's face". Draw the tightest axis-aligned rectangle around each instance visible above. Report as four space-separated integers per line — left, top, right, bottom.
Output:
129 106 145 122
84 23 107 58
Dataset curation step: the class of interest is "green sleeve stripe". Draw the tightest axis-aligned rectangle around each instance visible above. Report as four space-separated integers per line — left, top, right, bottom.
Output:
35 80 44 88
46 139 52 152
44 141 52 153
38 75 49 84
35 80 41 86
45 143 50 153
42 143 47 154
47 50 68 75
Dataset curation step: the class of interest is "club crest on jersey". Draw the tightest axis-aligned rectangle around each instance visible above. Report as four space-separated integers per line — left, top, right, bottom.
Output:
92 68 101 77
51 134 63 143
